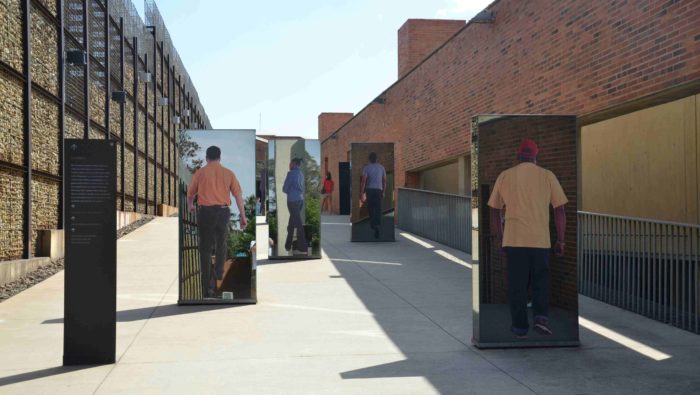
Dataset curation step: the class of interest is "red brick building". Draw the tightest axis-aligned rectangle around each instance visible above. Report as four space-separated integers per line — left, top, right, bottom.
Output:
319 0 700 218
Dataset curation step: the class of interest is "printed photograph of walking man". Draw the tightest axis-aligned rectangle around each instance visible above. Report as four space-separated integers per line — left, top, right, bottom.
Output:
471 115 579 348
488 138 567 339
268 138 322 259
178 130 257 305
351 143 395 242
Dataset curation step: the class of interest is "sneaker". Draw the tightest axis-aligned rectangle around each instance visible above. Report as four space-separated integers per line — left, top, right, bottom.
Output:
534 318 553 335
292 249 308 256
511 327 528 339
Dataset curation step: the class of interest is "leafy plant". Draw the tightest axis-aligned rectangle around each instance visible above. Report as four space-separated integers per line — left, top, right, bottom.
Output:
227 194 257 257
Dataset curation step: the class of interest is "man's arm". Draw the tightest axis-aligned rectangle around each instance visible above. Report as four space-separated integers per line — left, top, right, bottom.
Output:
282 173 291 194
382 168 387 196
187 172 199 212
487 174 505 251
297 171 304 194
235 193 247 230
360 172 367 196
554 205 566 256
490 208 504 251
229 174 246 229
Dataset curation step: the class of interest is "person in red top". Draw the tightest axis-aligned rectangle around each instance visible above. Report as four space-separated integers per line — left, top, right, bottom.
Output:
321 172 334 214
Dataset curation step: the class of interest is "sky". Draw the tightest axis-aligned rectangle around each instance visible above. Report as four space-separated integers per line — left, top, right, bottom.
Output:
135 0 493 138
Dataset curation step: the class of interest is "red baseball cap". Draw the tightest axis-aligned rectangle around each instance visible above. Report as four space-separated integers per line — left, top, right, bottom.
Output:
518 139 539 157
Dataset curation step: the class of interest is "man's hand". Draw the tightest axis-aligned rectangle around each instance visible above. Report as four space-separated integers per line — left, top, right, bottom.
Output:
188 202 195 213
495 237 505 255
240 216 248 230
555 240 565 257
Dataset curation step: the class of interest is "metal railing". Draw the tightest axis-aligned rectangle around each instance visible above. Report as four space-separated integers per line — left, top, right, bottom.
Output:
397 188 471 253
578 211 700 334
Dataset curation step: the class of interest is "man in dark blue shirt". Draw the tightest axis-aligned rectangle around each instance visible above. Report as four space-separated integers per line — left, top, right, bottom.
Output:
283 158 307 255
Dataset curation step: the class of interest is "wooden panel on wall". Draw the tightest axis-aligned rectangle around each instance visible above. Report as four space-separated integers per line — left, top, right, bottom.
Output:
581 96 698 223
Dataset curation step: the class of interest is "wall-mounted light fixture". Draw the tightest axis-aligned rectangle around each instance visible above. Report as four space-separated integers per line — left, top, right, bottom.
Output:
111 91 126 103
173 116 181 125
139 72 152 83
158 97 169 106
470 10 495 23
66 50 87 66
184 109 191 117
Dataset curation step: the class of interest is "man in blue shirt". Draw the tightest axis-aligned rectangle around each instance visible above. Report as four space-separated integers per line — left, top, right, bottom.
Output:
361 152 387 239
283 158 308 255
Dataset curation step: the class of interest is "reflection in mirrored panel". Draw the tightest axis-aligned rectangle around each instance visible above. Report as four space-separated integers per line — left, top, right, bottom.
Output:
178 129 257 305
471 115 579 348
267 139 322 259
351 143 395 242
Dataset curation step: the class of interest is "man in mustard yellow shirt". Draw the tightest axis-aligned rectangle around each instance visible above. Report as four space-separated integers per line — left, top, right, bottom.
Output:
187 146 246 298
488 139 567 338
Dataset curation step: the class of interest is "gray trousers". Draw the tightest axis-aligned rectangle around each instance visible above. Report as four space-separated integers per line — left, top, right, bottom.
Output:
285 200 307 251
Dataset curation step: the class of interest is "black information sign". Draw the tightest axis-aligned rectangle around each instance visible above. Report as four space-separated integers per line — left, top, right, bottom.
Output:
63 139 117 365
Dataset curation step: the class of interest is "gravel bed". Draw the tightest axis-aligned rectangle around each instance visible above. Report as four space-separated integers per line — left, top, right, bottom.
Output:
117 215 155 239
0 214 156 303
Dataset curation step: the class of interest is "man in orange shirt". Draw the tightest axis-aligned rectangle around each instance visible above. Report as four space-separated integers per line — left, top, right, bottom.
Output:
488 139 567 338
187 146 247 298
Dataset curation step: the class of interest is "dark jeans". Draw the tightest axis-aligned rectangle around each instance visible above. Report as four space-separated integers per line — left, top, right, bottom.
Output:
285 200 307 251
197 206 230 296
505 247 550 332
366 188 383 229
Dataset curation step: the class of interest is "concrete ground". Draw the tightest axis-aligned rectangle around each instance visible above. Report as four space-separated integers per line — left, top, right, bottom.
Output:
1 215 699 394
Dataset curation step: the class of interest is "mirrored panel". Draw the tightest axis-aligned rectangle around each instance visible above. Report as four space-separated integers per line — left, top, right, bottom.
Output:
267 139 322 259
471 115 579 348
351 143 395 242
178 129 257 304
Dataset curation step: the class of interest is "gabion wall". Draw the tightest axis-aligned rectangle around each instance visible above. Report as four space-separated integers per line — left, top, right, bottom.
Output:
0 0 211 261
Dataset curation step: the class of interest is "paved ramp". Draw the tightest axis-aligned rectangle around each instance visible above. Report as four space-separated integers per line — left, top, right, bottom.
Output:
1 215 700 394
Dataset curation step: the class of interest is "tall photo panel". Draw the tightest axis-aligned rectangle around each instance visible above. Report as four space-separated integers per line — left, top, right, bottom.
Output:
178 130 257 304
471 115 579 348
267 139 322 259
350 143 395 242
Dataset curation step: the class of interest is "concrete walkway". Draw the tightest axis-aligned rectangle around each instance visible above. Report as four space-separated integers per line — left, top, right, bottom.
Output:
1 215 699 394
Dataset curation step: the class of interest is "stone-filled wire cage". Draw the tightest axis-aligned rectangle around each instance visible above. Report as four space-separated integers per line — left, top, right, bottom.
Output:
0 0 212 261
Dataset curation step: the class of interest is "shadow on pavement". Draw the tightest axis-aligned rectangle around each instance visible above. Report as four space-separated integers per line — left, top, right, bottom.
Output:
41 303 243 324
322 217 700 394
0 366 93 387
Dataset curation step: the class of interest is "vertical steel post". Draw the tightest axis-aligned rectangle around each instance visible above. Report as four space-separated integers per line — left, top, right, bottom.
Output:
144 52 149 215
159 43 164 207
58 0 65 230
132 37 139 211
104 0 110 140
83 0 90 139
152 34 157 214
22 0 32 259
119 17 125 211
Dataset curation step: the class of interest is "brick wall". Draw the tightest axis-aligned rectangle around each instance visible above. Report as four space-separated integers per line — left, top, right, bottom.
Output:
475 116 578 311
398 19 465 78
321 0 700 214
318 112 353 142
